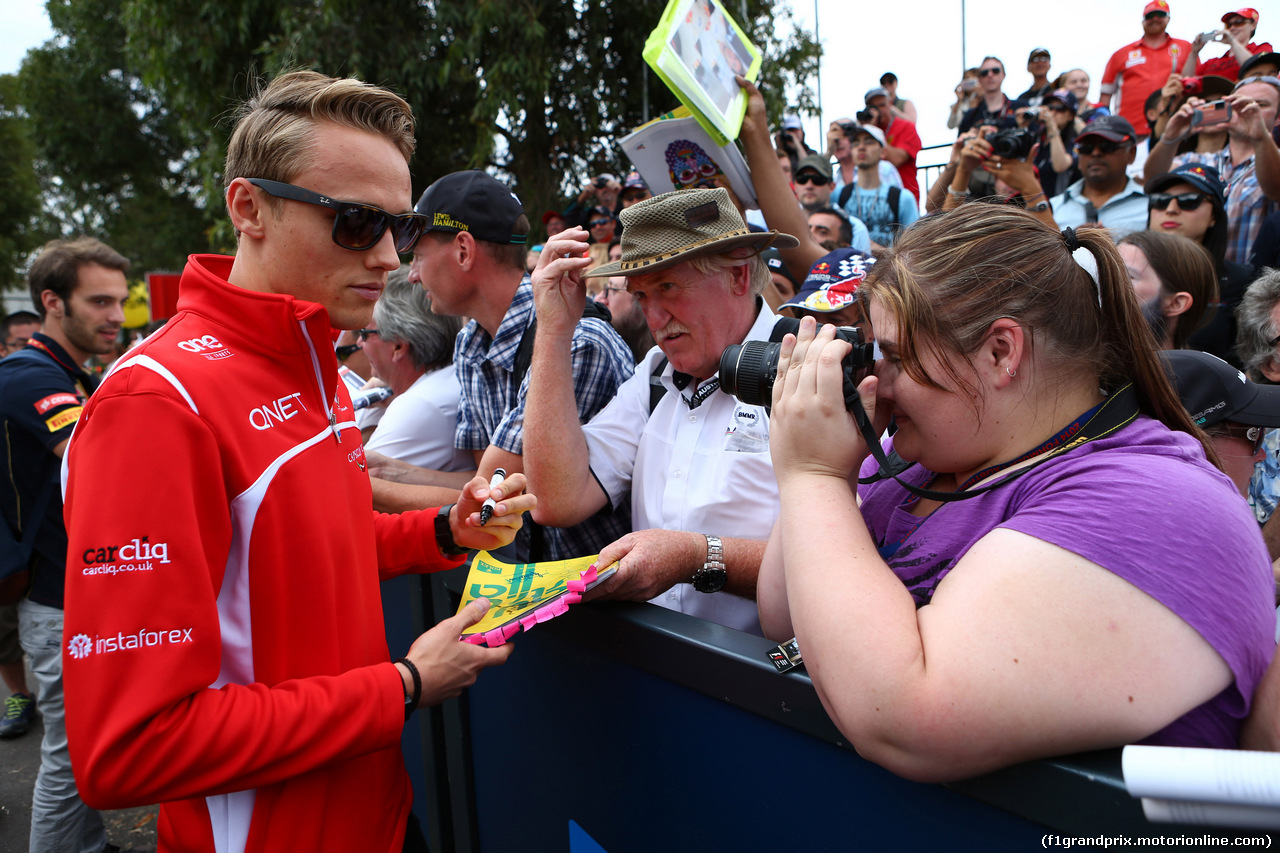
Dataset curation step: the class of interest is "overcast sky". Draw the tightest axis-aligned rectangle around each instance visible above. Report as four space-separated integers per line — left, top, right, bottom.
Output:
0 0 1263 161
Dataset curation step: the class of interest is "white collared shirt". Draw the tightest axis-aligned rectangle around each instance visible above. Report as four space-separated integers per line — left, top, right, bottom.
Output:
583 302 784 635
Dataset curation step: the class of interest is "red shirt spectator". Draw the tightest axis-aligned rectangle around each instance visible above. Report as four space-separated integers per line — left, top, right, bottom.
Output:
1190 8 1270 82
864 87 922 201
1101 0 1193 134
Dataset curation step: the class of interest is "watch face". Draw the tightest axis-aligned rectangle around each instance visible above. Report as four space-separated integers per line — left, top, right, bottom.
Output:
693 568 727 593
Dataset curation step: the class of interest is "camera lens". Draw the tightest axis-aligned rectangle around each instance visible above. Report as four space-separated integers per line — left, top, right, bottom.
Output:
719 340 780 407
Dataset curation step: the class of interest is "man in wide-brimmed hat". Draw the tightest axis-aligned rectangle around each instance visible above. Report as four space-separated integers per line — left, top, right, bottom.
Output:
522 187 798 635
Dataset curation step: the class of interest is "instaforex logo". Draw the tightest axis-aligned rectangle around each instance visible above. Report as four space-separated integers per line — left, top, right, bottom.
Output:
80 537 171 577
66 627 194 660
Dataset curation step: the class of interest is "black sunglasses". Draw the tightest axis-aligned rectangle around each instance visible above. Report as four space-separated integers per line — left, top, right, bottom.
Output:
1220 424 1267 456
355 329 382 342
1148 192 1208 212
978 67 1003 77
1074 140 1130 156
247 179 428 253
589 218 614 227
794 173 830 186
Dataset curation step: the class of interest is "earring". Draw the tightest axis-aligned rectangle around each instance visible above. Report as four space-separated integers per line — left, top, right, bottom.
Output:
1006 366 1017 378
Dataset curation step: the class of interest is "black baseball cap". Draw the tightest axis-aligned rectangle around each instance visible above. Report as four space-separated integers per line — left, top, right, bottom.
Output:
1164 350 1280 429
414 170 528 245
1240 52 1280 79
1078 115 1138 145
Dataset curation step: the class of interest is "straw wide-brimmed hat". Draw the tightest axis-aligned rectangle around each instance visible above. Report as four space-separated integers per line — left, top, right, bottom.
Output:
584 187 798 279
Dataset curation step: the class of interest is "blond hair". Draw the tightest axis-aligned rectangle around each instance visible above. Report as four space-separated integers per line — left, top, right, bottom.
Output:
224 70 416 200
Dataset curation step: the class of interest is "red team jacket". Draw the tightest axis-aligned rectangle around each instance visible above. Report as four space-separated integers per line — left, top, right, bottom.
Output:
62 255 463 852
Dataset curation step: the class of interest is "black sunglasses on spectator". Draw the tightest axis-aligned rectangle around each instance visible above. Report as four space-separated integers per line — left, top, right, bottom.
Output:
247 179 428 253
589 218 614 227
978 68 1002 77
1074 140 1130 156
1218 424 1267 456
794 173 830 186
1148 192 1208 212
1047 104 1072 113
355 329 382 342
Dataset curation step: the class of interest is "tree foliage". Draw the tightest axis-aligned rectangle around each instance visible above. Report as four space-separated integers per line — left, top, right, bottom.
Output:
16 0 212 276
0 74 52 290
12 0 819 269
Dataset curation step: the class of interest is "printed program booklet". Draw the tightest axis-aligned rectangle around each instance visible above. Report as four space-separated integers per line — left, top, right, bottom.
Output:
619 106 759 210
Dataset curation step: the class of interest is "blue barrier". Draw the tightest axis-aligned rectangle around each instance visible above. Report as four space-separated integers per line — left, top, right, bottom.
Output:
405 566 1256 852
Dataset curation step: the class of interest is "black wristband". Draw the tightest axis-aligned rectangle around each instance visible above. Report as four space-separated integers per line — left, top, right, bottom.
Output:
434 504 468 558
395 657 422 721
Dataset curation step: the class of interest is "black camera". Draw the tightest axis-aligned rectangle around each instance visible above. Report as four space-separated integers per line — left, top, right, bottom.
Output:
719 317 874 412
988 127 1035 160
838 121 859 136
594 176 610 189
855 109 875 124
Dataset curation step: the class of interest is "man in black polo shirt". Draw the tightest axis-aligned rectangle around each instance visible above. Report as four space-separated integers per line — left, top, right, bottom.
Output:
0 237 128 853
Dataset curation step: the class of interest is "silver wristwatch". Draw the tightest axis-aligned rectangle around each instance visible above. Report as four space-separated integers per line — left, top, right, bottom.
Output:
691 534 727 594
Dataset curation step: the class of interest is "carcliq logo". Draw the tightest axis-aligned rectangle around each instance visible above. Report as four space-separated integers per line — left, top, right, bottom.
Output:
81 536 171 577
67 627 194 660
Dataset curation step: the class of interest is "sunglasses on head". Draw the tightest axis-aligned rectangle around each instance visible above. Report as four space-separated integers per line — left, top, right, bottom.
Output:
794 173 830 186
1074 140 1130 156
247 179 428 253
978 67 1003 77
1148 192 1208 211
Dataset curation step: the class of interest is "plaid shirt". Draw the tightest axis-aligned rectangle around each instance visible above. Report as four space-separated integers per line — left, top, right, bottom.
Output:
454 278 635 557
1174 149 1280 266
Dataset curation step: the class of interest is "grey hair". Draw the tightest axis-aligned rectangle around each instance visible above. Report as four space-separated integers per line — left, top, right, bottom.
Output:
372 268 464 372
685 250 772 296
1236 268 1280 383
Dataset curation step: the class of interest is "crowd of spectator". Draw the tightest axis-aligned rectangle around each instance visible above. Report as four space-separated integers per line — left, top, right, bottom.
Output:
3 8 1280 847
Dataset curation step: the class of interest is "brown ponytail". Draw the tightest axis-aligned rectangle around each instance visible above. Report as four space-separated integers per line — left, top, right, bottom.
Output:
863 205 1219 466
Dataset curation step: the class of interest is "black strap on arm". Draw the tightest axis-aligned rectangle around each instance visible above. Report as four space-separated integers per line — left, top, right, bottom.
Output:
852 384 1140 503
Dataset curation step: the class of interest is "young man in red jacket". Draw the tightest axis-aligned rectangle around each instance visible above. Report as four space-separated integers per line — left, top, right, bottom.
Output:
61 70 534 853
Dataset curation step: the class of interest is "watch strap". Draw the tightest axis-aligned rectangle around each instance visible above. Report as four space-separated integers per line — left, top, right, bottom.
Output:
434 504 468 558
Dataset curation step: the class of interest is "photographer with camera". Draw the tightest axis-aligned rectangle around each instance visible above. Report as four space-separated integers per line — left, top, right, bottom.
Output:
948 69 983 131
1050 116 1149 235
1144 74 1280 264
1182 8 1271 82
564 173 623 231
757 204 1275 782
1027 89 1082 198
863 87 922 202
941 127 1057 227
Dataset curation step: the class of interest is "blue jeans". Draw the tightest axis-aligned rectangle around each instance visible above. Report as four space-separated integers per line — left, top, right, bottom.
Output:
18 598 106 853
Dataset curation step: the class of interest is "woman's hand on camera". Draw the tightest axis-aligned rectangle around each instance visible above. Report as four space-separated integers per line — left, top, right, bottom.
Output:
769 316 874 486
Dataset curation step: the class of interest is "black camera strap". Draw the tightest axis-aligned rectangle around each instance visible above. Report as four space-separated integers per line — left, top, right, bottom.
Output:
851 383 1140 503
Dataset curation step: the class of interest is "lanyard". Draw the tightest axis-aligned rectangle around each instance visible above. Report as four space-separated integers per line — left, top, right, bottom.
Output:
673 372 721 410
26 338 96 398
857 384 1140 504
